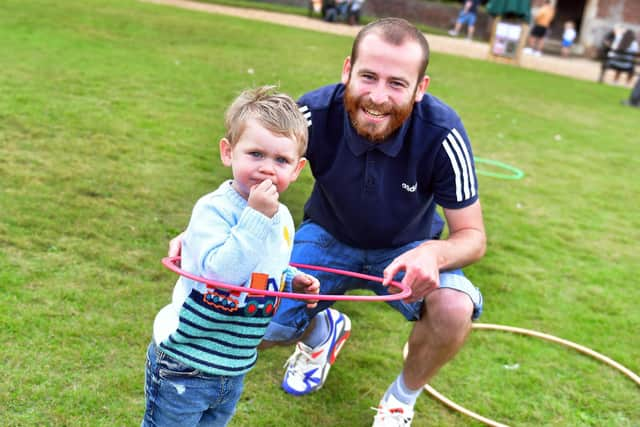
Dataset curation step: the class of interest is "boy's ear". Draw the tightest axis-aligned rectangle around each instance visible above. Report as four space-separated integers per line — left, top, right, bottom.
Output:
220 138 233 166
290 157 307 181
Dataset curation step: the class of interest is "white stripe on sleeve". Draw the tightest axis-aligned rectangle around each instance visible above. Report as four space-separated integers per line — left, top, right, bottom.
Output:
452 128 476 197
298 105 312 127
442 139 463 202
443 128 476 202
446 133 470 200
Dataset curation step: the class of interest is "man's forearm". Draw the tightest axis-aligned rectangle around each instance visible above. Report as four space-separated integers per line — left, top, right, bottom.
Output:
420 228 486 271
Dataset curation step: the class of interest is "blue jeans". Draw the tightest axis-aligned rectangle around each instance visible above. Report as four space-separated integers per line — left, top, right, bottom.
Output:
142 342 244 427
264 220 483 342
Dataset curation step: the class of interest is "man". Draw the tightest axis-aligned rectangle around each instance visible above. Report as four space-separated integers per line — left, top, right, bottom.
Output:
448 0 481 40
622 77 640 108
523 0 556 57
170 18 485 426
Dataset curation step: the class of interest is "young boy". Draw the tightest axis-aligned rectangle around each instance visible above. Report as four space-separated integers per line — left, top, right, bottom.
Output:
561 21 577 57
142 86 319 427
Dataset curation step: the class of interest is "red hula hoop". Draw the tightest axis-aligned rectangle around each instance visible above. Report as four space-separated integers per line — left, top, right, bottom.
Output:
162 256 411 302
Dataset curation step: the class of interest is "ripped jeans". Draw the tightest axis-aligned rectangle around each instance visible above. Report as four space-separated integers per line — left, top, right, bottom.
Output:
142 341 244 427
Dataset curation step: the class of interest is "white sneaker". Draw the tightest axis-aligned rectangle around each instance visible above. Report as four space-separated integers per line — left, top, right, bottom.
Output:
372 394 415 426
281 308 351 395
523 47 533 55
448 29 458 37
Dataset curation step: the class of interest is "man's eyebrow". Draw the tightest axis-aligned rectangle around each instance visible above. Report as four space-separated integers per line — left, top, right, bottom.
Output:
357 68 411 85
390 76 411 85
356 67 376 75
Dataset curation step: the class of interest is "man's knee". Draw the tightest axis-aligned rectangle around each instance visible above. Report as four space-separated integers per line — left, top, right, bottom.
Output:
408 290 472 352
425 288 474 329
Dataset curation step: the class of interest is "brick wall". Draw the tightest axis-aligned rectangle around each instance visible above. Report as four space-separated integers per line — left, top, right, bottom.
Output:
624 0 640 24
595 0 638 21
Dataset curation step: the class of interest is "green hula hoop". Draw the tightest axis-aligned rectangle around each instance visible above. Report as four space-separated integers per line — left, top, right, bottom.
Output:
474 156 524 180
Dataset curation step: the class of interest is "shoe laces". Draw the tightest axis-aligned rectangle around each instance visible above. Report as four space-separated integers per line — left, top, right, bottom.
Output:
371 404 414 426
283 343 316 376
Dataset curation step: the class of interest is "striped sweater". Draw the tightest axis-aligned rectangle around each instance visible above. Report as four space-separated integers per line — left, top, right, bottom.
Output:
153 180 297 376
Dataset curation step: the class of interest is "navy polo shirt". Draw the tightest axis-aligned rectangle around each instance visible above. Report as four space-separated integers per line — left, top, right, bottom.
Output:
298 84 478 249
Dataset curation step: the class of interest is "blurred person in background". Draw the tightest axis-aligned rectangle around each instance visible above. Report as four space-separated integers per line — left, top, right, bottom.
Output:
523 0 556 57
448 0 481 40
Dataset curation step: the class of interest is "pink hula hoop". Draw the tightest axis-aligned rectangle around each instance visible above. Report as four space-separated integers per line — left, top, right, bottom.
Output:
162 256 412 302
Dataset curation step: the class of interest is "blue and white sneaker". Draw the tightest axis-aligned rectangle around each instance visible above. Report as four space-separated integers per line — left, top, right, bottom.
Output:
281 308 351 395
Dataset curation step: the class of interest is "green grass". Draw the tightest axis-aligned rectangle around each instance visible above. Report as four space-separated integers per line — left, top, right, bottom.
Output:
1 0 639 426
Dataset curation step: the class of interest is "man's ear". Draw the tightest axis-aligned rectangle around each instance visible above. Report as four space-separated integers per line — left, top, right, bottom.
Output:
414 75 430 102
341 56 352 84
219 138 233 166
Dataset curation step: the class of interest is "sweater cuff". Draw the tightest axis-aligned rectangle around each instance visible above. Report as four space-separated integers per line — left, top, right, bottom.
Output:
237 207 281 241
283 266 300 290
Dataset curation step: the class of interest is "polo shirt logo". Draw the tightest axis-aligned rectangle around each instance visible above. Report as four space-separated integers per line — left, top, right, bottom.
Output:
402 182 417 192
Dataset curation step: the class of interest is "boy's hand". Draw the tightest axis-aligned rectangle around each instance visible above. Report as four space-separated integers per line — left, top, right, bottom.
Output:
168 232 185 257
292 273 320 309
248 179 279 218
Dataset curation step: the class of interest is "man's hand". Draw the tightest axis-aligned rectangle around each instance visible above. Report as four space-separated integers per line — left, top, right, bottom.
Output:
248 179 279 218
382 244 440 303
168 232 185 257
382 202 486 303
291 273 320 309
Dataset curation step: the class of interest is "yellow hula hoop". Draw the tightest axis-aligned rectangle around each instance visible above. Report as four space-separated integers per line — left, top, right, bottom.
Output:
403 323 640 427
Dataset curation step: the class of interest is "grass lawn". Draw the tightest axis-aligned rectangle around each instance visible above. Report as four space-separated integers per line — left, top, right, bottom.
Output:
1 0 638 426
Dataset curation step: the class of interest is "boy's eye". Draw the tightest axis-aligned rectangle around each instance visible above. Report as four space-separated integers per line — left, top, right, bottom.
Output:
276 157 290 164
249 151 263 158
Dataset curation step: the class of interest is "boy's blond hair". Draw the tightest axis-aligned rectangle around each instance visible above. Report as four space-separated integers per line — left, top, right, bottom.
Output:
224 86 308 156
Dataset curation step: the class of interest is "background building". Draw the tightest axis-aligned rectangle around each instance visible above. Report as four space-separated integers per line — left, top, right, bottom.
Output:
265 0 640 57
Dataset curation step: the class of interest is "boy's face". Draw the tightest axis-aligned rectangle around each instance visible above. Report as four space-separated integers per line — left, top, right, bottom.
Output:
220 119 306 199
341 33 429 142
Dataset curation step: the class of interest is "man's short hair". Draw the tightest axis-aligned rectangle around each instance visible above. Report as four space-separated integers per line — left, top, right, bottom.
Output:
224 86 308 156
350 17 430 81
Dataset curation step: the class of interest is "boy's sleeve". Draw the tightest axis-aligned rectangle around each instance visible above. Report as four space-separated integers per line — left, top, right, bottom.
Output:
282 265 300 292
186 199 277 286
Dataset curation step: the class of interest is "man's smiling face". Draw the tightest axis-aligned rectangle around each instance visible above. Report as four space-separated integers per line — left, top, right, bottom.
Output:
342 33 429 142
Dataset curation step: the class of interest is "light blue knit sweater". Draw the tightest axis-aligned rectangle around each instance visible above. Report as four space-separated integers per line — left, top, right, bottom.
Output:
153 180 298 376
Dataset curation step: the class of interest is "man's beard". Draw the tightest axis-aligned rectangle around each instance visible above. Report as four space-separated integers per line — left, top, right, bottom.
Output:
344 84 415 142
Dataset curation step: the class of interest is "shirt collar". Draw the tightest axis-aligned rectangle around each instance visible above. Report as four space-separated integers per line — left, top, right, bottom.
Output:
343 110 410 158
